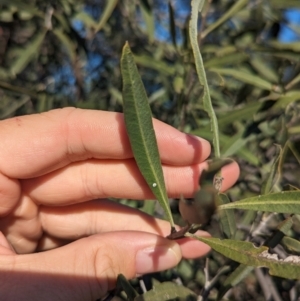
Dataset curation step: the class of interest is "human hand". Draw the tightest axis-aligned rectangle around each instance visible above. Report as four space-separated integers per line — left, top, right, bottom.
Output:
0 107 239 300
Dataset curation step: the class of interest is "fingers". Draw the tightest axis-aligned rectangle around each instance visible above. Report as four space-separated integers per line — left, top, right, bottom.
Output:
23 160 239 205
0 231 16 255
0 108 210 179
219 161 240 192
38 199 211 258
0 232 183 301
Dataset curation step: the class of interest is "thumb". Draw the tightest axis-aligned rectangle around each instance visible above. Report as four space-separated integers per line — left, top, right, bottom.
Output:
0 231 182 301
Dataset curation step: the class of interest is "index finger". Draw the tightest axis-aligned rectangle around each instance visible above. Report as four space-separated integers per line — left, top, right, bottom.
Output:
0 108 211 179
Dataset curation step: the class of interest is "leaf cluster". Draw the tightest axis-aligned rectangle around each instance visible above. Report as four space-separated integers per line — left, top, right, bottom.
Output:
1 0 300 300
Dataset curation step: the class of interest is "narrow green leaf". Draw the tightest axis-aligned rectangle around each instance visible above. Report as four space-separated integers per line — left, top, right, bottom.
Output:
205 52 249 68
72 11 97 29
282 236 300 255
217 193 237 239
121 42 175 227
250 55 279 83
0 80 37 98
218 265 254 300
9 29 47 77
95 0 118 33
205 70 225 86
190 0 220 158
53 28 77 63
270 0 300 8
0 98 30 120
191 236 300 279
168 2 177 49
140 1 155 43
139 0 152 12
210 68 273 91
133 55 176 76
268 40 300 52
135 281 197 301
117 274 139 301
261 145 282 195
274 90 300 109
219 191 300 214
192 129 260 165
222 137 248 158
0 0 44 18
285 73 300 90
201 0 248 38
218 102 262 127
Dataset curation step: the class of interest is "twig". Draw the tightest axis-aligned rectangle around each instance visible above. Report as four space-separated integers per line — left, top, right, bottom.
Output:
255 268 283 301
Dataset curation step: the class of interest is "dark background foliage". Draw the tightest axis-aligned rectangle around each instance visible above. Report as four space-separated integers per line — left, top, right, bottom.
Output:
1 0 300 300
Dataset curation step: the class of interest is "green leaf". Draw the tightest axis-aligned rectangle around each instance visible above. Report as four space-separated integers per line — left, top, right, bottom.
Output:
72 11 97 29
205 52 249 68
191 236 300 279
0 0 44 19
95 0 118 33
117 274 139 301
121 42 175 228
205 70 225 86
282 236 300 255
250 55 279 83
261 145 282 195
217 193 237 239
133 55 176 76
135 281 197 301
140 1 155 43
168 2 177 49
210 68 274 91
270 0 300 8
218 265 254 300
139 0 152 12
268 40 300 52
9 29 47 77
217 101 262 127
274 90 300 109
0 80 37 98
53 28 77 63
190 0 220 157
201 0 248 38
219 191 300 214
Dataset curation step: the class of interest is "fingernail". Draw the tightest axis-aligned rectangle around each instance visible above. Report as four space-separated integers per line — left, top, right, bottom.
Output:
135 243 181 274
188 134 210 146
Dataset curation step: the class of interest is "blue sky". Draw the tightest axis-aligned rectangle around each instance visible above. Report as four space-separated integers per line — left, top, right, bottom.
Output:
49 4 300 100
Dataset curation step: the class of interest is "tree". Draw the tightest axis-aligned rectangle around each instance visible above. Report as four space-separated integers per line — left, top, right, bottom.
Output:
1 0 300 299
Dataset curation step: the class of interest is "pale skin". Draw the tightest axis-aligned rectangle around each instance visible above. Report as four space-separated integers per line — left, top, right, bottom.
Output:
0 107 239 300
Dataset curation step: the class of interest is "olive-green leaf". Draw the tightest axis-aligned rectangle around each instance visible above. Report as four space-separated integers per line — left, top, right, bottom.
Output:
190 0 220 158
217 193 237 239
121 42 175 228
140 1 155 43
53 28 77 63
72 11 97 29
201 0 248 38
218 265 254 300
135 281 197 301
168 2 177 49
192 236 300 279
219 191 300 214
282 236 300 255
95 0 118 33
9 29 47 77
261 145 282 195
117 274 139 301
210 68 273 91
